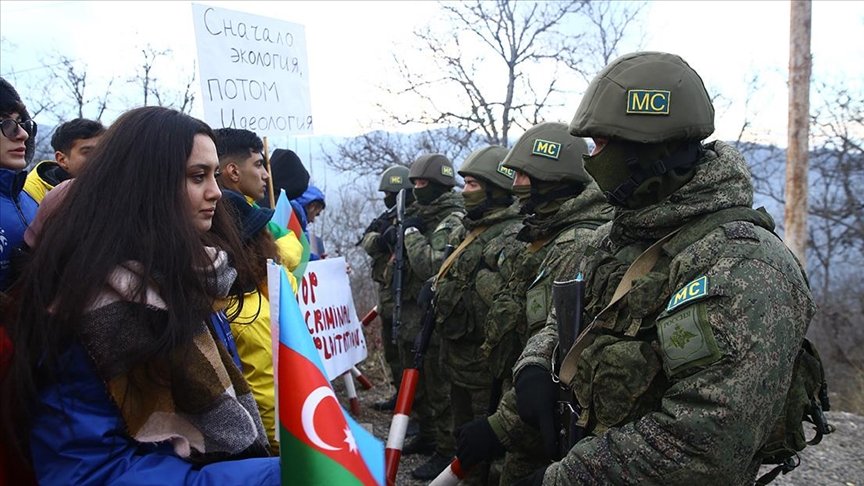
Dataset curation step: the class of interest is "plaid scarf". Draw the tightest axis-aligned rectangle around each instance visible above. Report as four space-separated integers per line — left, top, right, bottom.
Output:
76 249 271 463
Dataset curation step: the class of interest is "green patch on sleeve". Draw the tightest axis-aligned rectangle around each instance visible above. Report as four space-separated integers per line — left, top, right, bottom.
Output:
656 302 721 376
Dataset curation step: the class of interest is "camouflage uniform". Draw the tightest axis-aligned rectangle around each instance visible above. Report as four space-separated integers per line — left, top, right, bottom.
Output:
402 190 464 454
508 141 815 485
484 185 610 483
360 216 401 388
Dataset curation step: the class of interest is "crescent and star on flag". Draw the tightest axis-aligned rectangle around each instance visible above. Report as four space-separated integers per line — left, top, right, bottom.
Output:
301 386 359 454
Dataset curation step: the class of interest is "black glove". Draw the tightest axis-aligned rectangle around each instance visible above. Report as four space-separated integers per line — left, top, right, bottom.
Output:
512 466 548 486
370 212 392 234
515 365 559 459
455 418 506 469
402 216 424 232
376 225 397 252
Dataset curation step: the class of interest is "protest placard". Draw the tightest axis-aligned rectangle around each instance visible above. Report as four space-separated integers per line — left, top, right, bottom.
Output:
295 257 368 380
191 3 312 136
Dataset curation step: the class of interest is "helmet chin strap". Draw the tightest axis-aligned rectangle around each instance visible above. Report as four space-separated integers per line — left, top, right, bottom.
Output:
603 141 703 207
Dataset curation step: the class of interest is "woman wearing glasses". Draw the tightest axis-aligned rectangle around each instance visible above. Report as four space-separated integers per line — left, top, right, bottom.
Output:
0 77 38 293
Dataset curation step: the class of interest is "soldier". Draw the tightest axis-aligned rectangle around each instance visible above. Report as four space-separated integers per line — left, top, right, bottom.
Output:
458 122 610 483
359 165 414 410
433 145 523 484
472 51 818 485
399 154 465 479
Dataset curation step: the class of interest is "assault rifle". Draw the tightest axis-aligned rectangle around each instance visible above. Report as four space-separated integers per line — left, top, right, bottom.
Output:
551 272 586 458
391 189 407 344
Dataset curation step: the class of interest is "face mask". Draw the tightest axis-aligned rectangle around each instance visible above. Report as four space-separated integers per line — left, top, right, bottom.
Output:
384 192 397 209
583 141 697 209
461 189 486 210
413 184 448 205
512 184 531 204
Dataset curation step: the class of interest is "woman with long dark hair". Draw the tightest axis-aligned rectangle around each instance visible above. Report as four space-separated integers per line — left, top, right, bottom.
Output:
1 106 278 484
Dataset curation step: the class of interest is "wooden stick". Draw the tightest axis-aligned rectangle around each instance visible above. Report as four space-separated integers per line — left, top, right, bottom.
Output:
263 136 276 208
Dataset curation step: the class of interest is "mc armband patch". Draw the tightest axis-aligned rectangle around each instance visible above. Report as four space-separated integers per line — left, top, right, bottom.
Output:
667 276 708 311
656 302 720 376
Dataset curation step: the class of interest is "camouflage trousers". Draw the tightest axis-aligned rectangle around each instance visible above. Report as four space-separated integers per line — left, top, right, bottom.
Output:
451 383 492 486
398 337 454 455
380 317 403 389
496 382 549 485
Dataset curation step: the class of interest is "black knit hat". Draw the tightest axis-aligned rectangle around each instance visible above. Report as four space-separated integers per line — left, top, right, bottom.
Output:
263 148 310 206
221 189 275 241
0 77 37 164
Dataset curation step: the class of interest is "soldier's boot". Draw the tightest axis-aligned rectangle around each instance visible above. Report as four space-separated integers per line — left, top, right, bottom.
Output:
372 393 397 411
410 452 453 480
401 436 436 456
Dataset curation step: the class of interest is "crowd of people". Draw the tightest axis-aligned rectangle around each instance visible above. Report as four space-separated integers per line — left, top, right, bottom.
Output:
0 50 828 486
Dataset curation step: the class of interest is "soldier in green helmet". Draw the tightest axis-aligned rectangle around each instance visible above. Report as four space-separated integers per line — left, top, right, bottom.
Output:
473 51 821 485
397 154 465 476
359 165 414 411
454 122 611 484
417 145 524 483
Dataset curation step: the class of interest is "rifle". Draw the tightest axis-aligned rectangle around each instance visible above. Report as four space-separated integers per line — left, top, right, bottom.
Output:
384 244 455 486
391 189 407 344
551 272 586 459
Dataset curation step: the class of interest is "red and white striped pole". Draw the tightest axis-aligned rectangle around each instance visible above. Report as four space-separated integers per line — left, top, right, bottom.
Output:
361 306 378 327
384 368 419 486
351 366 373 390
429 458 466 486
342 372 361 417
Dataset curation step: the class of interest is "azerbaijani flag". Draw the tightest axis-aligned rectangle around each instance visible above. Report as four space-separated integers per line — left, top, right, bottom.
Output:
275 267 384 485
273 189 311 280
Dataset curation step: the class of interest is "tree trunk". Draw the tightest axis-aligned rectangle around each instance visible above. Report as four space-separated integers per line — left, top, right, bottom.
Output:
785 0 812 264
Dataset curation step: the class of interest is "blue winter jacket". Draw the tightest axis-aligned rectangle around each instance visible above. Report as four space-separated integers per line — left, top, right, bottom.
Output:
30 313 280 485
0 168 38 291
290 185 326 260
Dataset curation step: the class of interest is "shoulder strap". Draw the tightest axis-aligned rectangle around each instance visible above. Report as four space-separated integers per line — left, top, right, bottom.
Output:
436 225 488 282
560 227 681 384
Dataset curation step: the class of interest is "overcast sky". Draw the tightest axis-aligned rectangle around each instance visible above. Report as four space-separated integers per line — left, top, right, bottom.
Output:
1 0 862 147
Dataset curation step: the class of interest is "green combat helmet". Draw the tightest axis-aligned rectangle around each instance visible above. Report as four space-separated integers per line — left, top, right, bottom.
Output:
501 122 592 184
458 145 513 190
409 153 456 187
379 165 413 193
569 51 714 143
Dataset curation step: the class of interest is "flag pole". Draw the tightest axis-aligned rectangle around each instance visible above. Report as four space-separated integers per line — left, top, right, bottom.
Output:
263 136 276 208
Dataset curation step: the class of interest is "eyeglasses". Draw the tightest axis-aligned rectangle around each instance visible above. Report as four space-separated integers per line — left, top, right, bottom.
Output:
0 118 36 139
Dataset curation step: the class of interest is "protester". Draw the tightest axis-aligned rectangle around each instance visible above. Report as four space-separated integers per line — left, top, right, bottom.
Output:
1 106 279 484
220 188 283 453
214 128 302 290
259 147 310 206
24 118 105 203
0 74 38 486
0 77 37 293
291 184 326 260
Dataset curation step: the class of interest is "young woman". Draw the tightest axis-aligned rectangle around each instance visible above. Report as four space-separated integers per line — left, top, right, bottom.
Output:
1 106 279 484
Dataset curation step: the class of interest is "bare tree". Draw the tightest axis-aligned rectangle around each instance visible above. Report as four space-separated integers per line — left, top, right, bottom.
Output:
563 1 646 81
323 127 479 178
129 45 197 114
384 0 590 147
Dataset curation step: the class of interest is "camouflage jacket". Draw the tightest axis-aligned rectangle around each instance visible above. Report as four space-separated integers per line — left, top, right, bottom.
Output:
360 209 397 319
499 142 816 485
482 184 611 381
400 191 464 342
436 203 523 389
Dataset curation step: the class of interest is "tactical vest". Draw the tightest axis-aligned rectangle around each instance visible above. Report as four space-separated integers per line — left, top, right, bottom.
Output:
436 218 518 343
563 207 831 482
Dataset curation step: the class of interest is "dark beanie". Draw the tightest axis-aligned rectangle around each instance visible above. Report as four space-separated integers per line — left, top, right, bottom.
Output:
0 77 37 164
221 189 275 240
261 148 310 206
